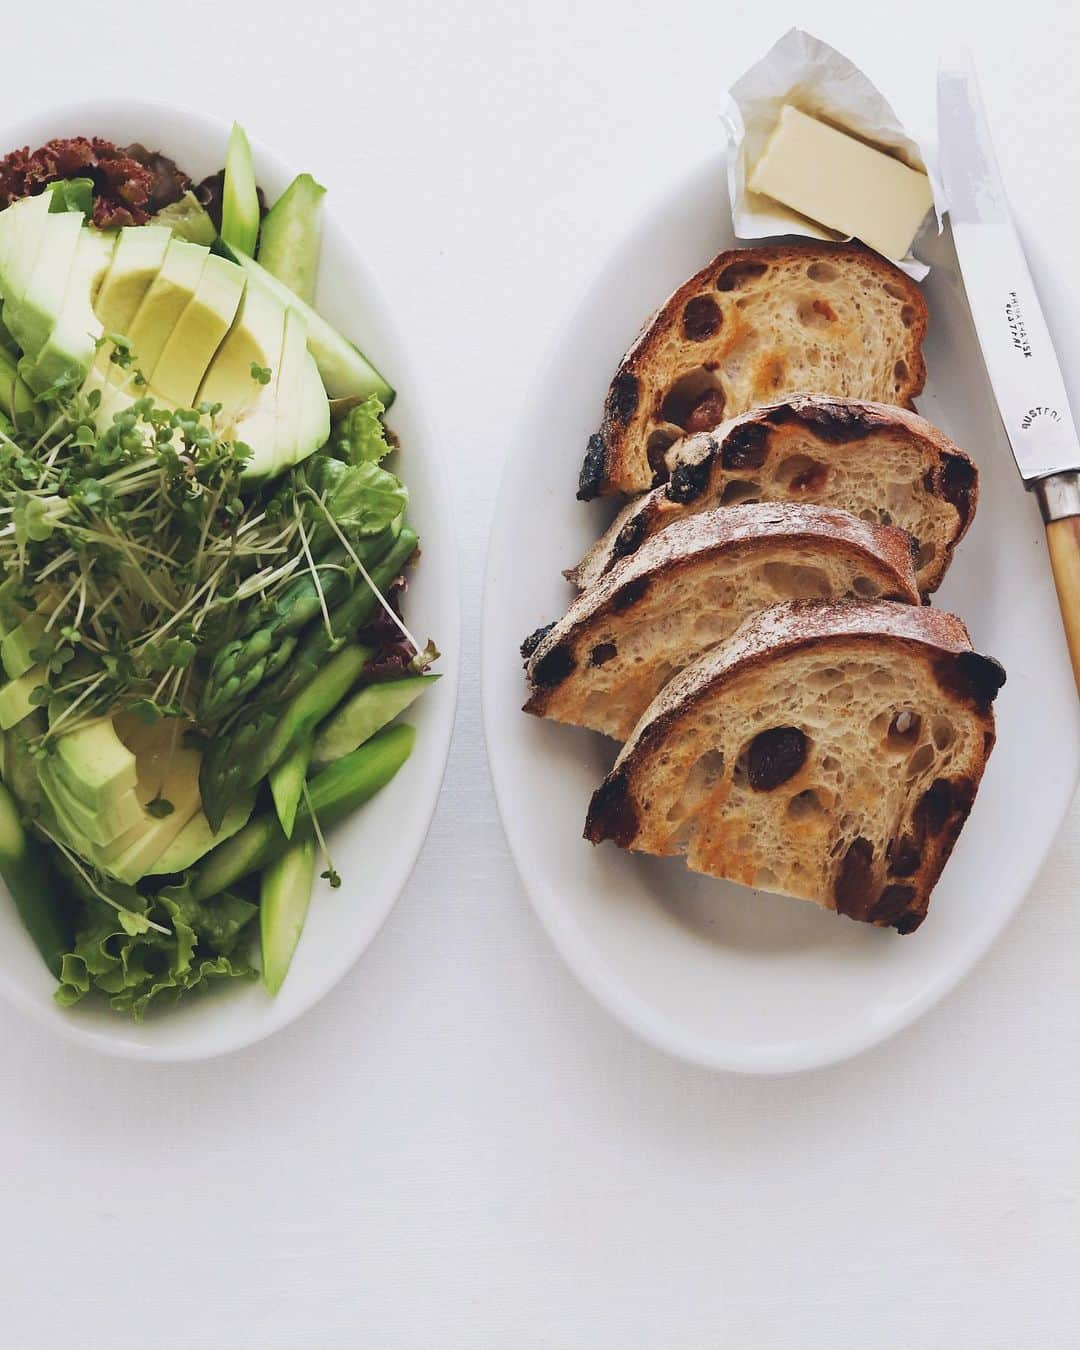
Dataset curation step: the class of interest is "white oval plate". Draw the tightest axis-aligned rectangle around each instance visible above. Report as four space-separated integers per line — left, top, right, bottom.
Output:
0 100 459 1061
483 156 1080 1074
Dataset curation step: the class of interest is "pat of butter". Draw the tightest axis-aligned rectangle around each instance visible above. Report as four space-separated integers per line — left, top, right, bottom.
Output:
749 105 933 260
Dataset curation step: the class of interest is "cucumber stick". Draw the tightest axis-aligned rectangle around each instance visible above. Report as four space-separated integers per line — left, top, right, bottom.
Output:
269 738 311 838
192 722 414 900
0 780 75 976
260 835 315 995
243 643 371 790
217 240 394 405
312 675 439 768
258 174 325 305
221 123 260 257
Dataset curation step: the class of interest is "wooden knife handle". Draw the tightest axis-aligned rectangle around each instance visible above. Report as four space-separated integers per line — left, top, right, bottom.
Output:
1036 472 1080 696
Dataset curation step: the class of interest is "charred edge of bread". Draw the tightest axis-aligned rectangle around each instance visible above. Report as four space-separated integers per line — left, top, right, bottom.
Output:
572 397 978 596
577 242 929 500
525 505 924 715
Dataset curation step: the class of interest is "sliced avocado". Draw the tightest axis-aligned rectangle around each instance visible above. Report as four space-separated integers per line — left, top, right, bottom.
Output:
0 665 45 730
23 228 116 394
273 306 310 473
294 347 331 471
83 226 173 414
219 241 394 405
52 715 137 809
144 792 256 876
151 254 245 408
38 758 143 847
93 226 173 349
198 278 284 420
85 713 205 883
1 612 47 680
4 209 82 360
0 194 53 314
126 236 208 379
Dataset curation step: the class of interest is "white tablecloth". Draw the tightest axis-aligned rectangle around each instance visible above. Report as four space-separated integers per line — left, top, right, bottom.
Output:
2 2 1079 1346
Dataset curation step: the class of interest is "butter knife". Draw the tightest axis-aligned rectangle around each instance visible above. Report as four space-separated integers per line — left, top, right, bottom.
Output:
938 57 1080 693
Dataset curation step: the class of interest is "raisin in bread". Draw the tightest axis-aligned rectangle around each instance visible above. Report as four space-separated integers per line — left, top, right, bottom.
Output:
571 397 976 597
524 503 920 740
584 601 1004 933
578 243 928 500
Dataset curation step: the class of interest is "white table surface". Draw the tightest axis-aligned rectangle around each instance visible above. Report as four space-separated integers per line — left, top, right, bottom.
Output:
2 2 1079 1346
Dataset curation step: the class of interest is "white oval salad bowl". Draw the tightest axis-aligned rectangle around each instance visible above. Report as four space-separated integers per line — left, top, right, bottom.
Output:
0 99 458 1061
482 154 1080 1074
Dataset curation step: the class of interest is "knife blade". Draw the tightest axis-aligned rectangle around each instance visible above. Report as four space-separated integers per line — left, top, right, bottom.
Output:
939 56 1080 692
938 58 1080 483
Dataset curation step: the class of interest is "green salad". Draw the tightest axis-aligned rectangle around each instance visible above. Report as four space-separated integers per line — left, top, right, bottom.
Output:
0 124 437 1017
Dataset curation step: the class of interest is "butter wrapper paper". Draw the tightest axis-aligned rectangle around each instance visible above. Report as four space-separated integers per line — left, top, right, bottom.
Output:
722 28 944 279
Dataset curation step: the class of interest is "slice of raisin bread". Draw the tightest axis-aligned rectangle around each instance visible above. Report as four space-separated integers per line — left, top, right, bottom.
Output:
571 397 976 597
584 601 1005 933
524 503 921 740
578 242 928 500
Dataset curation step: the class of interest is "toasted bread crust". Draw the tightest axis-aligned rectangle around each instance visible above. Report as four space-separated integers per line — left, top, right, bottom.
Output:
524 504 921 737
585 601 1004 933
571 396 975 596
578 243 929 500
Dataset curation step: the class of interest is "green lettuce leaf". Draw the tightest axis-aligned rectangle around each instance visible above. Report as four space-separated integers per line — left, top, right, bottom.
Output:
329 394 391 465
47 178 94 217
306 454 408 546
55 881 256 1020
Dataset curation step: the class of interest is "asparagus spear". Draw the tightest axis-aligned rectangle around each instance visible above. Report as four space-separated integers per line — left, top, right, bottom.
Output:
198 524 400 723
262 526 418 707
200 644 371 832
242 643 371 789
191 723 414 900
198 527 416 830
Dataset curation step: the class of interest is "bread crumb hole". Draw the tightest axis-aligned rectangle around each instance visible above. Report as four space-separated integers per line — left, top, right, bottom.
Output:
907 743 935 778
775 453 828 493
761 560 831 600
806 261 839 282
797 297 837 328
887 710 921 750
720 478 760 504
931 717 955 751
852 575 880 598
787 789 825 820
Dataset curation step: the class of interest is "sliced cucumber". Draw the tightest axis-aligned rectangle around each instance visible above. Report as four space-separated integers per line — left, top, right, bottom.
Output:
258 174 325 305
0 779 76 976
260 834 316 995
218 239 394 405
221 123 260 257
153 191 217 246
269 738 310 839
312 674 439 768
192 723 415 900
